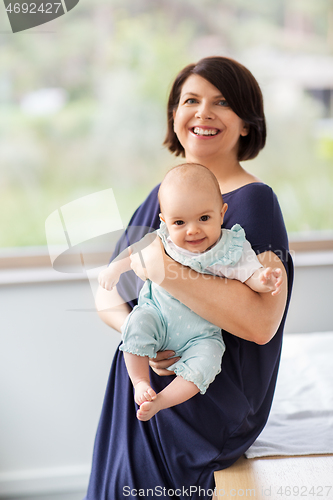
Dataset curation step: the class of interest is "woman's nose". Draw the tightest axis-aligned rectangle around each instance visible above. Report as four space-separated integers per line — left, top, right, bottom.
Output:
195 102 214 120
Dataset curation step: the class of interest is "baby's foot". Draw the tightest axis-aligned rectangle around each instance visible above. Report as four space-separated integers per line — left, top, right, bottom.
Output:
137 400 159 421
134 381 156 406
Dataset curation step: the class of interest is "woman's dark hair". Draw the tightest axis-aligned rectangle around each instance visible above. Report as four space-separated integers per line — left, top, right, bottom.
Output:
163 56 266 161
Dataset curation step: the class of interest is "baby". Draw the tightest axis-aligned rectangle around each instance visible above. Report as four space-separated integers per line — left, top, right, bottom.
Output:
99 164 283 421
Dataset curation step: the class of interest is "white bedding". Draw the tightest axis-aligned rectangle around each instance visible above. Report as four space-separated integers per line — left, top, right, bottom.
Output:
245 331 333 458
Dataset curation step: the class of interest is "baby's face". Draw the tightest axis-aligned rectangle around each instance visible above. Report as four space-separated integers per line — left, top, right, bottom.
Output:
161 185 227 253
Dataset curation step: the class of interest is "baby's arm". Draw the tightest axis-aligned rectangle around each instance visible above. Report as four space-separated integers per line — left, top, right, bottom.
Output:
98 247 132 291
245 267 283 296
99 231 160 290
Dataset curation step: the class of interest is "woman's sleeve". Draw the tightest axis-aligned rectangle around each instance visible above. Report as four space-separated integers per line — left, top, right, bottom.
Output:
225 183 293 287
110 185 161 309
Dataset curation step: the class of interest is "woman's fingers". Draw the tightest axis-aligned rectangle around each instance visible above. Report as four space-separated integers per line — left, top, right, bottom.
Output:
154 350 176 360
149 350 180 376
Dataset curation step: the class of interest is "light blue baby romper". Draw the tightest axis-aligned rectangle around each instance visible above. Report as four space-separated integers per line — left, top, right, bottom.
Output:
120 222 262 394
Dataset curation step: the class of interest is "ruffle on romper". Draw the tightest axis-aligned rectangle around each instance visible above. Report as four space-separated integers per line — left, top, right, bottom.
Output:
169 347 223 394
157 220 246 273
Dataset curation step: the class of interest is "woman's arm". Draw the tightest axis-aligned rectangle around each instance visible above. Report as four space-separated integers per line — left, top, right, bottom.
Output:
95 285 131 333
130 237 288 345
95 284 180 371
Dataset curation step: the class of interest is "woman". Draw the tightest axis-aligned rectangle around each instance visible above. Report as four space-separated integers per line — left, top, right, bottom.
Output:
85 56 293 500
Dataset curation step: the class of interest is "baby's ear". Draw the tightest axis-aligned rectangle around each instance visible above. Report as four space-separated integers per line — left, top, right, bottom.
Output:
221 203 228 223
159 213 165 222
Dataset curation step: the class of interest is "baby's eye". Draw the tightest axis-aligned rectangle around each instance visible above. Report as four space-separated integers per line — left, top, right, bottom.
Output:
174 220 184 226
200 215 210 221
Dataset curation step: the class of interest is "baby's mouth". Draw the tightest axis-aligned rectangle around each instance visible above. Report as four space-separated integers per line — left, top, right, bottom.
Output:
192 127 220 136
186 237 206 245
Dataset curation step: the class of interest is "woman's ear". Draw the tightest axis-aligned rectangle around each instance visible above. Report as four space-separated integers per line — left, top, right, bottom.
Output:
240 122 250 137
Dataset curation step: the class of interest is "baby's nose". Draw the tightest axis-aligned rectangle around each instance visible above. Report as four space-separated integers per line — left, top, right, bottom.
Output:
187 223 200 235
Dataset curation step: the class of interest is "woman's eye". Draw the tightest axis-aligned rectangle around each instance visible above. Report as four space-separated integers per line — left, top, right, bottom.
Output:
217 99 229 107
174 220 184 226
184 98 197 104
200 215 209 221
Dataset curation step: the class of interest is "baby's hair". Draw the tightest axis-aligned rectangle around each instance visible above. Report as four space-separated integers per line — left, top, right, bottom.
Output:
158 163 223 212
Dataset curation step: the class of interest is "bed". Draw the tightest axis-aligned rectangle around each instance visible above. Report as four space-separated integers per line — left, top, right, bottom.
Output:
214 331 333 499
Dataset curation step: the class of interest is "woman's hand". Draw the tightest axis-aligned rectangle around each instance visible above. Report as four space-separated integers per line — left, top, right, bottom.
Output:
149 351 180 376
130 233 167 284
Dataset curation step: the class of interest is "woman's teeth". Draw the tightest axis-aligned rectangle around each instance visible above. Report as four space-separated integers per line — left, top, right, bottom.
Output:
193 127 219 136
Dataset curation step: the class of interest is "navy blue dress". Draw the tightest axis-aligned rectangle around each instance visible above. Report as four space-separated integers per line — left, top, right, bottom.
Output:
84 182 293 500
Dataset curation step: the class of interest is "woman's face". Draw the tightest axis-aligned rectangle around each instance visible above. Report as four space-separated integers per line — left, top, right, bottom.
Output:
173 74 249 164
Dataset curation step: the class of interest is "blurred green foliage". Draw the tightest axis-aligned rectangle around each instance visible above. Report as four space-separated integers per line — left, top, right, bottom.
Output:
0 0 333 247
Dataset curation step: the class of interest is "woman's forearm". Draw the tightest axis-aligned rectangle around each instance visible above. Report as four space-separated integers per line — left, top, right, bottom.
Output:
129 237 288 344
95 285 131 333
156 251 288 344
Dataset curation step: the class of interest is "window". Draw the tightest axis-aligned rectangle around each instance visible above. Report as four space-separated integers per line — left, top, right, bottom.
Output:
1 0 332 249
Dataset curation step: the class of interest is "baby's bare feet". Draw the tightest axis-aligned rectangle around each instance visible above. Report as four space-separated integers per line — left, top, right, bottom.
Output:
134 381 156 406
137 400 159 421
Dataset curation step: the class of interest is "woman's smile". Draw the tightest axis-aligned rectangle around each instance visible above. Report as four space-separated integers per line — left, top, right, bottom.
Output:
191 126 221 138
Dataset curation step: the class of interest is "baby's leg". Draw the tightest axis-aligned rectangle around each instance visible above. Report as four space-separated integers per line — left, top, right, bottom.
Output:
123 352 156 406
121 301 165 406
137 375 199 421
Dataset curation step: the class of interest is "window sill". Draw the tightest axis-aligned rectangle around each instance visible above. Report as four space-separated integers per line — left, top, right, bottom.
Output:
0 240 333 285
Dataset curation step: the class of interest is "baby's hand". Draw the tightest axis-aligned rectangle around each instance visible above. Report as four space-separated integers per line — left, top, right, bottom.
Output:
98 265 120 291
260 267 283 296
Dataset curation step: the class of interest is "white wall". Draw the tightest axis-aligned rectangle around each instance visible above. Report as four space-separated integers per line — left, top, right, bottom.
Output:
0 272 120 498
0 251 332 498
284 251 333 333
